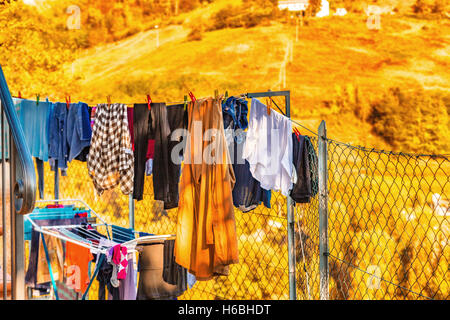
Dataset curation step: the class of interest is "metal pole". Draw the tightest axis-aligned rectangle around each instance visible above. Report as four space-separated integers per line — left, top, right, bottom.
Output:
246 90 296 299
1 101 6 300
318 120 329 300
128 194 135 230
10 139 25 299
285 92 296 300
54 160 59 201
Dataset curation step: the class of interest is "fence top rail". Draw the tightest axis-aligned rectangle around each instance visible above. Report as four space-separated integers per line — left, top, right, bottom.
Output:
290 119 449 160
326 138 450 160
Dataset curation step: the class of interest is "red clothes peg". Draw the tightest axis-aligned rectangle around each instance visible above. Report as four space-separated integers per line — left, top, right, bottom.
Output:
66 96 71 110
147 94 152 111
18 91 22 99
188 91 196 103
293 128 301 142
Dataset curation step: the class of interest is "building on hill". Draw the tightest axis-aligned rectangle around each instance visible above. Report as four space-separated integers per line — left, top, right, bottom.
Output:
278 0 310 12
316 0 330 17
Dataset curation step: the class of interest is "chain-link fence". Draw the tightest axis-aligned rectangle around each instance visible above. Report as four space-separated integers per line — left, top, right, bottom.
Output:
326 139 449 300
28 125 449 300
135 168 294 300
34 159 299 300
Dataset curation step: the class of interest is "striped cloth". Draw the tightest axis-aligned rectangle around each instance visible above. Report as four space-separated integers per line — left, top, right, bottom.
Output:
87 103 134 195
55 280 79 300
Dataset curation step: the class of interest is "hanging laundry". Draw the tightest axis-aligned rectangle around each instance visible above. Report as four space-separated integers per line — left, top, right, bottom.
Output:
136 242 187 300
13 98 52 162
37 234 64 285
223 96 271 212
90 106 97 128
0 106 9 159
66 102 92 162
175 97 239 281
87 103 134 196
119 257 137 300
243 98 295 197
25 217 88 288
96 238 120 300
162 239 187 293
222 96 248 131
48 102 69 170
65 241 94 293
131 104 152 201
305 136 319 198
162 103 188 209
145 158 153 176
133 103 187 209
54 280 79 300
112 244 128 280
126 107 155 158
35 157 45 199
290 133 313 203
97 253 120 300
106 247 120 289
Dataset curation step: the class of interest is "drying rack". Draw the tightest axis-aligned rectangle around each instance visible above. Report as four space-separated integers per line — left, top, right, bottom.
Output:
24 198 176 300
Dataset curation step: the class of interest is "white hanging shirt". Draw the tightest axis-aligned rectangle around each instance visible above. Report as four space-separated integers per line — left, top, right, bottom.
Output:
242 98 294 196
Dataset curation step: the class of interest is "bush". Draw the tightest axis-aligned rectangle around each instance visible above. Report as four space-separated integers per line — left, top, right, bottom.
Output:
368 87 450 154
187 26 203 41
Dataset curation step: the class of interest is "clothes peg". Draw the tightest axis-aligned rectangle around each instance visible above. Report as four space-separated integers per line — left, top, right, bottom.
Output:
266 98 271 116
293 128 301 142
183 95 188 111
188 91 196 103
18 91 22 99
65 95 71 110
225 91 228 100
147 94 152 111
214 89 219 99
107 95 111 108
36 94 40 106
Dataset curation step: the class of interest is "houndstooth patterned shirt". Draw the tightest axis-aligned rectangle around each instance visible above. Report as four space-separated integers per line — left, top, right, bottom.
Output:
87 103 134 195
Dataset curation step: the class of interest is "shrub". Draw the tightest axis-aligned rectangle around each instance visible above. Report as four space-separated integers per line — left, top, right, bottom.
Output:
187 26 203 41
368 87 450 154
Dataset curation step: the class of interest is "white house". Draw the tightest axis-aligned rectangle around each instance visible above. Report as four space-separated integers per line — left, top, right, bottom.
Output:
278 0 310 12
316 0 330 17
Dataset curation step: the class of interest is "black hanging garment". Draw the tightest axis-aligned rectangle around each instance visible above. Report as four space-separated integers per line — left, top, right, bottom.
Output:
290 133 318 203
96 254 120 300
133 103 187 209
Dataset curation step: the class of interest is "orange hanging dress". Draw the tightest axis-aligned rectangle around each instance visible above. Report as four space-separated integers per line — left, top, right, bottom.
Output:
174 97 239 281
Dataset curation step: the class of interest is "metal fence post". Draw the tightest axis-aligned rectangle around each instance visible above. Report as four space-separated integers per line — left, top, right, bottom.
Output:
318 120 329 300
129 194 135 230
54 160 59 200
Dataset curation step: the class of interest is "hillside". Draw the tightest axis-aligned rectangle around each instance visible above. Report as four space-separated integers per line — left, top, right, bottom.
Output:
1 0 449 152
63 11 450 152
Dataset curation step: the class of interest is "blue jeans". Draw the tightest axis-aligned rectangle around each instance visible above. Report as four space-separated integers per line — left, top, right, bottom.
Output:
66 102 92 162
222 97 248 131
48 102 68 169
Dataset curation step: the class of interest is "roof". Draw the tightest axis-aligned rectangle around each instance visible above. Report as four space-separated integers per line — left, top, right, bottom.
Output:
278 0 310 11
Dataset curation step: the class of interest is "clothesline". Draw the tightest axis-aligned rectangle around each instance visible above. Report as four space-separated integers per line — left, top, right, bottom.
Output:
13 92 318 138
19 89 315 300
